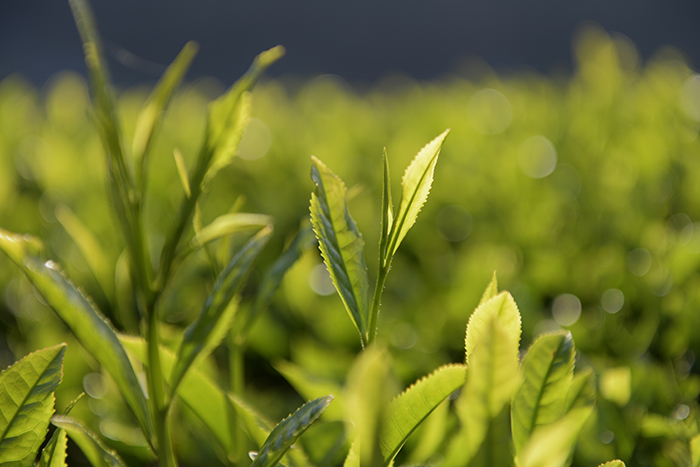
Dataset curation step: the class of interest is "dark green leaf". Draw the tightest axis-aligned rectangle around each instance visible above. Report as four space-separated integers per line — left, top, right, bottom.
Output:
251 396 333 467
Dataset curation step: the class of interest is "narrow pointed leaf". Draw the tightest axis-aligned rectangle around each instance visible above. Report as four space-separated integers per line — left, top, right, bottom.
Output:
38 427 68 467
173 148 191 198
132 41 198 175
465 291 521 365
0 344 65 467
193 213 274 250
204 91 252 185
242 224 314 337
379 364 467 465
599 461 626 467
170 225 272 394
0 230 151 442
55 204 112 297
310 156 370 344
251 396 333 467
511 331 575 456
51 415 126 467
273 360 345 421
388 129 449 256
445 317 519 467
478 271 498 308
379 148 393 267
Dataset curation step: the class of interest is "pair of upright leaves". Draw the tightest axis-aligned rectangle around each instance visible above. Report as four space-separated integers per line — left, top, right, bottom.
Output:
310 130 450 346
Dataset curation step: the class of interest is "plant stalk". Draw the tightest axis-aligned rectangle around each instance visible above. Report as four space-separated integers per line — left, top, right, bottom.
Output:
367 263 390 346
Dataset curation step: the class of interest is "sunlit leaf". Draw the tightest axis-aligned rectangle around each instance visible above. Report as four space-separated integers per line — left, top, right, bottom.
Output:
380 364 467 465
408 397 450 465
204 91 252 185
193 213 274 250
692 433 700 467
387 129 449 256
170 225 272 394
599 461 626 467
273 360 345 421
565 367 595 413
465 291 521 366
132 41 198 181
343 439 360 467
173 148 191 198
445 316 518 467
38 427 68 467
478 271 498 308
310 156 370 345
251 396 333 467
0 344 65 467
511 331 575 456
378 148 393 267
0 230 151 442
51 415 126 467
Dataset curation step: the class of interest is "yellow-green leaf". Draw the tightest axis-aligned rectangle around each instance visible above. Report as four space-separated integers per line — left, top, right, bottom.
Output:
51 415 126 467
478 271 498 308
465 291 521 366
387 129 449 256
0 344 66 467
511 331 575 456
599 461 626 467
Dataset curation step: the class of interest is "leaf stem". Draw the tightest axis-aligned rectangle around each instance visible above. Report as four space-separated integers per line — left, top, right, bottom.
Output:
367 263 390 346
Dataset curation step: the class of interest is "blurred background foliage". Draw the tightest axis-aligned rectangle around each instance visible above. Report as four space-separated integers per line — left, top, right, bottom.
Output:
2 25 700 466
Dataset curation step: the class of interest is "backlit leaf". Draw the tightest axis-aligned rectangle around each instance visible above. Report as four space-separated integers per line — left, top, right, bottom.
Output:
51 415 126 467
380 364 467 465
511 331 575 455
465 291 521 366
0 230 151 442
38 427 67 467
565 367 595 413
0 344 65 467
692 432 700 467
387 129 449 256
193 213 274 250
599 461 626 467
251 396 333 467
310 156 370 345
445 316 518 467
478 271 498 308
170 225 272 394
205 91 252 185
378 148 393 267
132 41 198 179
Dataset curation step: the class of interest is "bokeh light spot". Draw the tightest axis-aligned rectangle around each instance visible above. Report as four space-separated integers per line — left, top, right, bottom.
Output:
467 89 512 135
601 288 624 314
238 118 272 161
552 293 581 326
517 135 558 178
627 248 652 276
309 263 336 296
435 205 473 242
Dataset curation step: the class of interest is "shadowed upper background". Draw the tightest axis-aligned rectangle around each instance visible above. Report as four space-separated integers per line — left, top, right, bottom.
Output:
2 0 700 87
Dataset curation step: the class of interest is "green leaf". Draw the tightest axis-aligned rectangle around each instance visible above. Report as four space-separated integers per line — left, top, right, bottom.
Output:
55 204 113 298
378 148 393 268
387 129 449 257
51 415 127 467
692 432 700 467
38 427 67 467
478 271 498 308
517 407 592 467
0 230 152 443
0 344 66 467
170 225 272 394
193 213 274 250
565 367 595 413
173 148 191 198
251 396 333 467
379 364 467 465
599 461 626 467
241 224 314 338
599 366 631 407
310 156 370 345
132 41 198 182
511 331 575 456
445 316 519 467
465 291 521 366
343 440 360 467
408 397 450 464
346 346 396 467
205 91 252 185
273 360 345 421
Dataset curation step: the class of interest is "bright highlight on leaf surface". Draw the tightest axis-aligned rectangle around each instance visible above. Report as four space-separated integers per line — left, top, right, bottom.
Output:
0 344 66 467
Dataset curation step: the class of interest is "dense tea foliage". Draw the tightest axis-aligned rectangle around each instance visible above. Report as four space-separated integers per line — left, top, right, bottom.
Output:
0 9 699 466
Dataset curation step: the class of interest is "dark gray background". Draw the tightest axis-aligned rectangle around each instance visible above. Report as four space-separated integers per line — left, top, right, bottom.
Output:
2 0 700 87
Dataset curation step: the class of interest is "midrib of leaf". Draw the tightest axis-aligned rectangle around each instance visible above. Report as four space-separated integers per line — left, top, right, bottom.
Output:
0 347 64 442
526 340 564 434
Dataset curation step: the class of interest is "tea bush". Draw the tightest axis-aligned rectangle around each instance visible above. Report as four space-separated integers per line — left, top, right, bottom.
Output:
0 1 700 466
